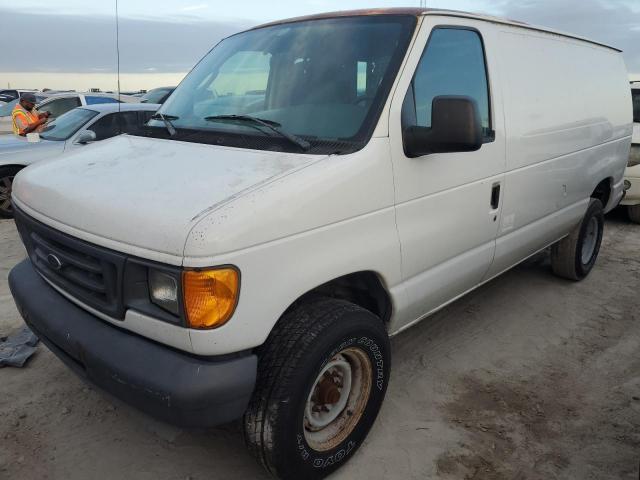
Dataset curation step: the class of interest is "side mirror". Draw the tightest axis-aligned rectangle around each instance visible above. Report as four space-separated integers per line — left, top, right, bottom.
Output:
403 95 483 158
75 130 96 145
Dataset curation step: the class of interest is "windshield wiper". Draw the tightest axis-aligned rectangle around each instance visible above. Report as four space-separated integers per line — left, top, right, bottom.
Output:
204 114 310 151
150 112 178 137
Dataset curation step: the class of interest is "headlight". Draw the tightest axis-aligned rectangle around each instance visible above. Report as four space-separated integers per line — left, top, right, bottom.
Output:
629 144 640 168
183 268 240 329
148 269 180 315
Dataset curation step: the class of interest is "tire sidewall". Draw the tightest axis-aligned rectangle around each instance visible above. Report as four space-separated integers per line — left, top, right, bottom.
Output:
575 199 604 278
275 314 390 479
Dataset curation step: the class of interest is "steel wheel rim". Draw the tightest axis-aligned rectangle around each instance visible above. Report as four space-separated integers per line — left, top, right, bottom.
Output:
0 175 14 214
303 347 372 452
581 216 598 264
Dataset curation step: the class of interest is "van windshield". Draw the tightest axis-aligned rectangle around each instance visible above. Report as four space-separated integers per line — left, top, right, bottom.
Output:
143 15 416 154
633 89 640 123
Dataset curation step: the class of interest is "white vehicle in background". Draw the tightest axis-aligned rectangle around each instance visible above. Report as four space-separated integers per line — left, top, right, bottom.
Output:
140 86 176 104
7 9 633 479
36 92 141 119
0 102 159 217
620 82 640 222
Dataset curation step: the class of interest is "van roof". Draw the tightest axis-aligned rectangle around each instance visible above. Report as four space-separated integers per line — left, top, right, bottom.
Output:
253 8 621 53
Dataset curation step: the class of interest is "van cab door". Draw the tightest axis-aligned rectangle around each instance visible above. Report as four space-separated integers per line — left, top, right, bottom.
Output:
388 18 506 330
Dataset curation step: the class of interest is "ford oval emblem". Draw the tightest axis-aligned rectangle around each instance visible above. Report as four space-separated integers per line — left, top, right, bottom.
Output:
47 253 63 271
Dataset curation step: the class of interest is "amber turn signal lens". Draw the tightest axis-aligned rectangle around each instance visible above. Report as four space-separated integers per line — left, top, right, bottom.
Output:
183 268 239 329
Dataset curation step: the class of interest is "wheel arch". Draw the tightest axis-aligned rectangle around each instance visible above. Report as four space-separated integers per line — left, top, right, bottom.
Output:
591 177 613 209
283 270 393 326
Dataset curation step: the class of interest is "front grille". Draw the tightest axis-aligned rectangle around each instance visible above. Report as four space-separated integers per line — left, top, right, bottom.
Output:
14 208 126 319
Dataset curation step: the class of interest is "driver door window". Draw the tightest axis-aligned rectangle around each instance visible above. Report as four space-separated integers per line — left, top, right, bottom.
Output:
88 113 120 141
88 112 141 140
403 28 491 138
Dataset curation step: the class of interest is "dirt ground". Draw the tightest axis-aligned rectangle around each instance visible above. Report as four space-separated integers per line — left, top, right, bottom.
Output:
0 211 639 480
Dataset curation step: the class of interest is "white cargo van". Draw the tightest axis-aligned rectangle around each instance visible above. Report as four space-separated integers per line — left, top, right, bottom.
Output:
620 81 640 222
8 9 632 479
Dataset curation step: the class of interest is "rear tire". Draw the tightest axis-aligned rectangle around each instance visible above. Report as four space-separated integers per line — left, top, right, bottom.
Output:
0 166 22 219
243 297 390 480
628 205 640 224
551 198 604 281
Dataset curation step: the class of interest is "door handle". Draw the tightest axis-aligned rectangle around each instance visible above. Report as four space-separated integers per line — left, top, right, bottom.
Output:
490 183 501 210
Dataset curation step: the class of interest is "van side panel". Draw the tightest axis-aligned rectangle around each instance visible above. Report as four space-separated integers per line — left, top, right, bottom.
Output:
486 28 632 279
498 30 631 170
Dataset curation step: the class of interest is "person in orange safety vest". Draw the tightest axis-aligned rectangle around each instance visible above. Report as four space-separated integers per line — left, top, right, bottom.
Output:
12 92 50 136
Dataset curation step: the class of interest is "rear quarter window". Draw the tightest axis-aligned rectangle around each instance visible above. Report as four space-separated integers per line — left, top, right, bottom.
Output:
86 96 120 105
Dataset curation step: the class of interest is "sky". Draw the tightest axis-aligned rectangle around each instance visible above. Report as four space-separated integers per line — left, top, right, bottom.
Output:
1 0 639 91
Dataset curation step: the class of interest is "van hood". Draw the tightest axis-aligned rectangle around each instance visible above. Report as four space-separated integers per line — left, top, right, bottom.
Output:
13 135 323 261
0 135 65 166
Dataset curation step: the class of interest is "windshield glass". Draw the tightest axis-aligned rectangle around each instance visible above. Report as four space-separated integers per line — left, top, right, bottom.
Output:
40 108 99 141
0 99 18 117
633 89 640 123
146 15 416 154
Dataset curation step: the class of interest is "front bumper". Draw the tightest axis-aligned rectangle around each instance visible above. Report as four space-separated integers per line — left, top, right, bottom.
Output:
9 259 257 427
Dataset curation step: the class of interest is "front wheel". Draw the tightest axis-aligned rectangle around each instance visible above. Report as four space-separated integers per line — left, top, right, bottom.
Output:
551 198 604 280
243 298 390 480
0 166 22 219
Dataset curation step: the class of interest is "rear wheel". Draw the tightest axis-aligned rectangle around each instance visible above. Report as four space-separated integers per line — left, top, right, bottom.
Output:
551 198 604 280
628 204 640 224
0 166 22 219
243 297 390 480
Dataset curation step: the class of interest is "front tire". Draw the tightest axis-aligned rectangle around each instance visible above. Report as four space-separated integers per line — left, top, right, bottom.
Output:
243 297 390 480
628 204 640 224
551 198 604 280
0 166 22 219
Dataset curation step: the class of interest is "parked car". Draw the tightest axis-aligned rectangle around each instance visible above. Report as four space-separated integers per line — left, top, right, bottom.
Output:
35 92 141 120
140 86 175 104
0 92 141 134
0 89 39 103
7 9 632 479
0 95 50 134
121 90 147 97
620 82 640 222
0 102 159 217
